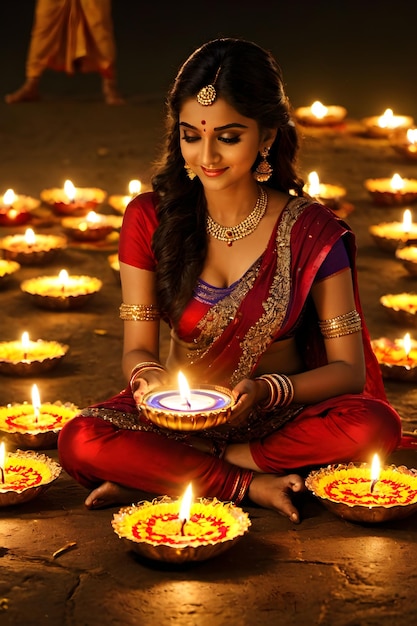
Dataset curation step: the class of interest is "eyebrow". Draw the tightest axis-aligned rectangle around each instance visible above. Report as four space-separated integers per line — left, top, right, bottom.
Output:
179 122 248 131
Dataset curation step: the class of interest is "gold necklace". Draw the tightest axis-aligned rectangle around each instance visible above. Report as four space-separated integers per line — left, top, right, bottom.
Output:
206 186 268 247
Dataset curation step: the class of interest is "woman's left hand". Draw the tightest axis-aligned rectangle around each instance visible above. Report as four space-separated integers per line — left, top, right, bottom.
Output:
228 378 264 425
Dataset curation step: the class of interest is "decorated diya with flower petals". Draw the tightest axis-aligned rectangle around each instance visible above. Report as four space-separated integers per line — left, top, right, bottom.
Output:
306 462 417 523
0 333 69 376
20 270 102 310
0 400 79 449
0 259 20 288
371 335 417 381
112 495 251 563
0 448 61 507
380 293 417 326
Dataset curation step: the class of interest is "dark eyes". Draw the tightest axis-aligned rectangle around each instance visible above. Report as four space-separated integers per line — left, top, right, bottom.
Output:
181 133 241 145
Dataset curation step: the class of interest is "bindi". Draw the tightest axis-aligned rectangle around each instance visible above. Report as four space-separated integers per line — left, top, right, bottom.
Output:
201 120 207 131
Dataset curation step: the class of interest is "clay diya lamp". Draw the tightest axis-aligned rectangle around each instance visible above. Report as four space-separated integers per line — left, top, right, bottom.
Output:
380 293 417 326
303 171 347 211
369 209 417 252
0 384 78 450
294 101 347 127
20 269 102 310
371 334 417 382
395 244 417 276
0 331 69 376
0 259 20 288
0 227 67 265
112 483 251 563
365 173 417 206
392 128 417 161
108 253 120 282
361 108 414 138
40 179 107 217
108 179 149 214
0 444 61 507
306 455 417 523
0 189 40 227
141 372 234 432
61 211 122 242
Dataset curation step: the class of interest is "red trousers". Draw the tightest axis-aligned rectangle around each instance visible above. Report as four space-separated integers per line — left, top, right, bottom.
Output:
58 391 401 502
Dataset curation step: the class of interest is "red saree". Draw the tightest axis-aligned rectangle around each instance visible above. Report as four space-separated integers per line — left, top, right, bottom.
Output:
58 194 402 502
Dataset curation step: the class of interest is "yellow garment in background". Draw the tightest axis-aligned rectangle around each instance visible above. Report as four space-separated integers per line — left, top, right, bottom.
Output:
26 0 116 78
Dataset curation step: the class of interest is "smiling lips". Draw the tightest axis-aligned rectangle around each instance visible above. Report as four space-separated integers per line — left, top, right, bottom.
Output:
201 166 228 177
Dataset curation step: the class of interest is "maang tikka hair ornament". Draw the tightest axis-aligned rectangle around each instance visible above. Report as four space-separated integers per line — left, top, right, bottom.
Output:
196 66 221 106
253 146 273 182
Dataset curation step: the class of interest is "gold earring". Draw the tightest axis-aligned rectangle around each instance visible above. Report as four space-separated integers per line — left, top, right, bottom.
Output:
184 164 196 180
253 147 273 182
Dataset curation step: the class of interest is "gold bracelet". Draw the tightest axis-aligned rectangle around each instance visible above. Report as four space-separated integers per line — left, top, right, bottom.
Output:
318 310 362 339
129 361 166 393
119 303 160 322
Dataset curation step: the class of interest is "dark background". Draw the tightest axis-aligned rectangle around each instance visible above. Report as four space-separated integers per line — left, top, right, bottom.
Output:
1 0 417 119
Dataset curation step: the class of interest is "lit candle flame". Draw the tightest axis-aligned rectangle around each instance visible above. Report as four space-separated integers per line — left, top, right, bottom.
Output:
179 483 193 535
378 108 394 128
310 101 328 119
64 179 76 202
403 209 412 235
178 371 192 409
407 129 417 145
370 453 381 493
24 228 36 245
31 384 41 423
3 189 16 206
403 332 411 359
128 179 141 196
86 211 100 223
58 269 70 286
21 331 30 360
390 173 405 192
0 441 5 484
307 171 320 196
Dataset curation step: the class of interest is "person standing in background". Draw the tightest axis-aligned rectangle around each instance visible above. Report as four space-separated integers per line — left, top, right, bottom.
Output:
5 0 124 104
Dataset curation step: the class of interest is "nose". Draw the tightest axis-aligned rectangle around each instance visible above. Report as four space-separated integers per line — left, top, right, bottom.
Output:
200 137 220 167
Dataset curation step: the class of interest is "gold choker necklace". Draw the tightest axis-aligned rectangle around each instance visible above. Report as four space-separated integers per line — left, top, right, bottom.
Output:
206 186 267 247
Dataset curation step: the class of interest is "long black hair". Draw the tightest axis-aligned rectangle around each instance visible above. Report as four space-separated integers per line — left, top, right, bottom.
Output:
151 38 303 323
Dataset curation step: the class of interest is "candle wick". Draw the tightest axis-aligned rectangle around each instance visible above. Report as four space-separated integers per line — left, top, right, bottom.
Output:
180 518 187 536
0 467 4 484
370 478 378 493
23 352 28 361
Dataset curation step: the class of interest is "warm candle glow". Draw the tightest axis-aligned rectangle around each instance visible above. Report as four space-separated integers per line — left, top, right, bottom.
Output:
371 454 381 482
403 333 412 358
390 173 405 191
403 209 412 234
407 129 417 145
378 108 395 128
179 483 193 535
310 101 328 119
128 179 141 195
21 331 30 352
24 228 36 245
3 189 16 206
58 269 70 286
178 371 192 408
86 211 100 223
0 441 5 483
307 171 320 196
31 384 41 422
64 179 76 202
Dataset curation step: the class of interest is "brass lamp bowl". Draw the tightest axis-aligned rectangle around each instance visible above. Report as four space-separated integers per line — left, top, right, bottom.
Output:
306 463 417 523
141 384 234 431
112 496 251 563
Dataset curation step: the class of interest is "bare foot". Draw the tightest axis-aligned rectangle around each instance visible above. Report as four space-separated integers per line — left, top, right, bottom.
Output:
248 473 305 523
5 79 40 104
85 480 144 509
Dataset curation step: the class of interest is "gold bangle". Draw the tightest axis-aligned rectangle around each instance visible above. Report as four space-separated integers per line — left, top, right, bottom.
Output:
119 303 160 322
318 310 362 339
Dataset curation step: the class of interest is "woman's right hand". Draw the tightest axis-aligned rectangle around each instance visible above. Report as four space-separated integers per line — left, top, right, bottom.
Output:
132 370 168 406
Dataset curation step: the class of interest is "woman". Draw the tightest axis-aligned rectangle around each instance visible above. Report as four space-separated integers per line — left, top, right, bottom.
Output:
58 38 401 523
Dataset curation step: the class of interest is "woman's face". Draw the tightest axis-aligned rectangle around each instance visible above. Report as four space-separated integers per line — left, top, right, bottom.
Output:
179 97 264 190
